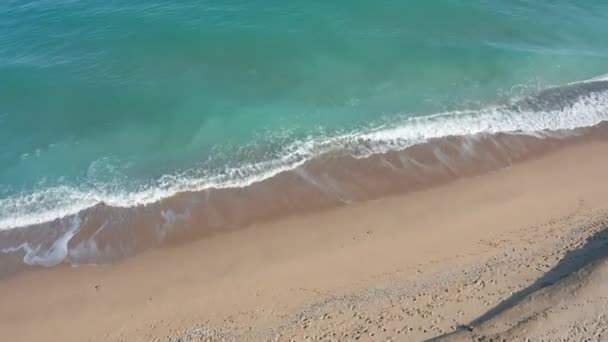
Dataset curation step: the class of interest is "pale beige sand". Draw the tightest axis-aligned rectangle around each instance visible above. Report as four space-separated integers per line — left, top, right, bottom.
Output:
2 141 608 342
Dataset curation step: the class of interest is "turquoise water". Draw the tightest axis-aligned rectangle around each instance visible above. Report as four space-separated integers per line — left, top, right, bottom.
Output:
2 1 608 229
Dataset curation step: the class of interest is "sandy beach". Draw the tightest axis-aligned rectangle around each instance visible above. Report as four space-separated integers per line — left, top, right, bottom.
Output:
2 138 608 342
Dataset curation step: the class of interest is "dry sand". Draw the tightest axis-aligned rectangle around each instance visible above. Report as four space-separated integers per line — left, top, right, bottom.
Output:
2 141 608 341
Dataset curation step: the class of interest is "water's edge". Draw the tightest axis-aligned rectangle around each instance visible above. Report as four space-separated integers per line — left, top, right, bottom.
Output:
1 79 608 276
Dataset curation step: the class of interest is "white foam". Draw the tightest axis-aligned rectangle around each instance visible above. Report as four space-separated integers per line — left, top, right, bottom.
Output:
591 73 608 82
1 215 81 267
568 73 608 85
1 83 608 231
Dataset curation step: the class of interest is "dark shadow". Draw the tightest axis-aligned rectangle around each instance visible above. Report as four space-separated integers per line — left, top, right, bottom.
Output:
471 223 608 325
429 220 608 341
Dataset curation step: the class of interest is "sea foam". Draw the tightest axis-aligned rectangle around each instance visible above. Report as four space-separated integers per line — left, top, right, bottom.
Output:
1 79 608 232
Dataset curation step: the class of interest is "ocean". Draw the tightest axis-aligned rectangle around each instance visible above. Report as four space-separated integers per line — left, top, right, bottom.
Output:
1 1 608 270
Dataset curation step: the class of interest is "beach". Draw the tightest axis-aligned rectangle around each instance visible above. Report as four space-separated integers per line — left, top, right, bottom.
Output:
2 134 608 341
3 2 608 341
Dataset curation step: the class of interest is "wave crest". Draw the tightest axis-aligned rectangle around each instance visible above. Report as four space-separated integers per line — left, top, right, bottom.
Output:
1 79 608 231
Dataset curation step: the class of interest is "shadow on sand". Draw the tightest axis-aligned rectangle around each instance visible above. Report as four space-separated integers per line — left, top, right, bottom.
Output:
429 219 608 341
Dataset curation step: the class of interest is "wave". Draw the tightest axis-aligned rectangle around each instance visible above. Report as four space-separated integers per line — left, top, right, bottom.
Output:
590 73 608 82
0 77 608 273
1 78 608 232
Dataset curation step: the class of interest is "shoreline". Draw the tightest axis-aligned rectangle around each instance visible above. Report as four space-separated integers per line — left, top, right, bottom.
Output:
2 122 608 273
2 138 608 341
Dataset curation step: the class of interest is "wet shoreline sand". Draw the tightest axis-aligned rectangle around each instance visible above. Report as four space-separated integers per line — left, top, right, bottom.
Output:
3 123 608 273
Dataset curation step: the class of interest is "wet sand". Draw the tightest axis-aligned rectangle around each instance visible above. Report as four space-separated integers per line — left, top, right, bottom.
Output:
3 125 606 271
2 140 608 341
